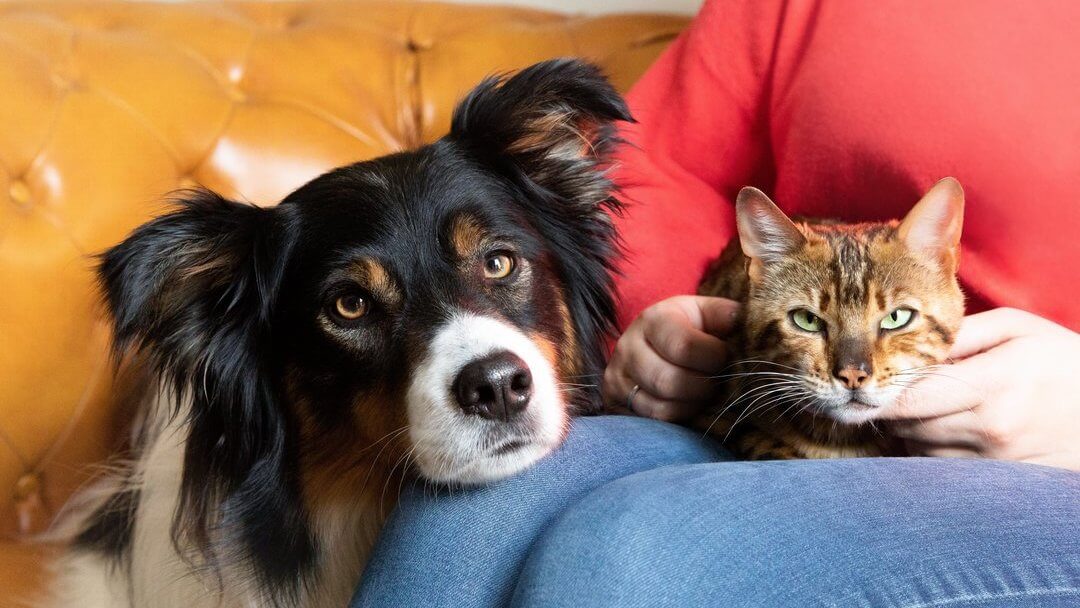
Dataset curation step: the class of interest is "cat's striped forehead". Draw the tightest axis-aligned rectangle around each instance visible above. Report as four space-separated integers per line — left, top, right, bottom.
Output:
812 222 899 308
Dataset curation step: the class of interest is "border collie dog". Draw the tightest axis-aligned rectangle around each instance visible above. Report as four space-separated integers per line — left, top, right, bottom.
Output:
52 59 629 608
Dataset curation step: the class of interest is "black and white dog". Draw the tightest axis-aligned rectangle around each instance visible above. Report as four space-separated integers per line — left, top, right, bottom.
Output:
51 59 629 608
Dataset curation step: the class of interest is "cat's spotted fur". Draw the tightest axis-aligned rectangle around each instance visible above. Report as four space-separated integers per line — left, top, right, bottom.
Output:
696 179 965 459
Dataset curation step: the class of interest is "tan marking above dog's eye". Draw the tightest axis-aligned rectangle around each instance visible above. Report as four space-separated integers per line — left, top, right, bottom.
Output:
334 294 368 320
451 215 487 258
483 252 515 279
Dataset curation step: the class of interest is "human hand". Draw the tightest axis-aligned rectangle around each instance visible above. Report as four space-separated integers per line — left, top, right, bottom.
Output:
883 307 1080 470
602 296 739 422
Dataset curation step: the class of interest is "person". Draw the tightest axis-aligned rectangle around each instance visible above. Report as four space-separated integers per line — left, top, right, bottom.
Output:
351 1 1080 606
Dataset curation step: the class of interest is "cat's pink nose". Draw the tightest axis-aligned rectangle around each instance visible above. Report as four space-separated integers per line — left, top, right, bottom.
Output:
835 367 870 389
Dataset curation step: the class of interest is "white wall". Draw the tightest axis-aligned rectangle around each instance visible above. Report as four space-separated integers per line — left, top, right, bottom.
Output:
449 0 703 15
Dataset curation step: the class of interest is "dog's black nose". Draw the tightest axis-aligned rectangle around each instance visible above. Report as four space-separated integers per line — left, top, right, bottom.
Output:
453 351 533 421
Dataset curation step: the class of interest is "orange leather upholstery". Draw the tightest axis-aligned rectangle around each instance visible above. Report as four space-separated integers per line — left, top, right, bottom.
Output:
0 1 686 602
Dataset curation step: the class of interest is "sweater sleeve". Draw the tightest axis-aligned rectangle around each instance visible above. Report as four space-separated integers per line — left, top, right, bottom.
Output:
611 0 786 330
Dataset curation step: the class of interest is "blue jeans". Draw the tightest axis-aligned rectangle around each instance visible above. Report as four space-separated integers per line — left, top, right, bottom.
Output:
352 416 1080 607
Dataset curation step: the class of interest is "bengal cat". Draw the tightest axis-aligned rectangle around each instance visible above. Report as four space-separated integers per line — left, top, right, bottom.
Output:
696 178 965 459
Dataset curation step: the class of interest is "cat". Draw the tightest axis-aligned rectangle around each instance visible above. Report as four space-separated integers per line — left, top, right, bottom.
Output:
695 178 965 459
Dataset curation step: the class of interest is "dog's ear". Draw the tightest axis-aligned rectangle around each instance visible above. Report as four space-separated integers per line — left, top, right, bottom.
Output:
450 59 632 413
101 190 287 352
99 190 312 590
449 58 631 209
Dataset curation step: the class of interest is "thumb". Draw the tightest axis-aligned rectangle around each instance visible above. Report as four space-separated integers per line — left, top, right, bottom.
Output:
948 308 1045 360
690 296 741 337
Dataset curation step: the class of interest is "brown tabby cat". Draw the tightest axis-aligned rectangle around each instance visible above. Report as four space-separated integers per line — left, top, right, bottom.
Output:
696 178 965 459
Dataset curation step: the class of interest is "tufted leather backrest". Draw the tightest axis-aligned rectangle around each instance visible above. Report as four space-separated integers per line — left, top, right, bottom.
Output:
0 0 685 552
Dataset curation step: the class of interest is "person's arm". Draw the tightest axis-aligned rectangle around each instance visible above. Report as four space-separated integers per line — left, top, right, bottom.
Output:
604 0 786 418
882 308 1080 471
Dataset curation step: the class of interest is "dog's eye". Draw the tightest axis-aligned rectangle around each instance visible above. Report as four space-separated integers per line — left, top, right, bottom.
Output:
333 293 368 321
483 252 515 280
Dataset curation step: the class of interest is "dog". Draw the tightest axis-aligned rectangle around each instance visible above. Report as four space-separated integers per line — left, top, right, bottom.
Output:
49 59 630 608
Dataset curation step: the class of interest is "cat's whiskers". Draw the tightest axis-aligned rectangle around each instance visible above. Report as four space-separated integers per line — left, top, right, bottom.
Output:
772 390 816 423
728 359 808 374
702 379 804 437
733 389 804 431
722 383 807 441
793 397 818 420
734 387 802 422
865 418 885 439
714 379 806 419
704 370 805 382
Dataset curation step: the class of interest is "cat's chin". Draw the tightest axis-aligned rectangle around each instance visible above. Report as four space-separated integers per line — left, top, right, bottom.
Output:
823 401 886 425
813 388 902 424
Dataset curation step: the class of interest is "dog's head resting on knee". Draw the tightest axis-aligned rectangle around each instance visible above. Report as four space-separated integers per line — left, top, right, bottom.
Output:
92 59 629 601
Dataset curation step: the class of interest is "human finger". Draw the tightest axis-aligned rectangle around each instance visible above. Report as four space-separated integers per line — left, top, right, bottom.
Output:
889 409 988 446
948 307 1051 360
627 344 718 402
626 385 705 422
902 439 982 459
642 313 730 373
879 361 985 420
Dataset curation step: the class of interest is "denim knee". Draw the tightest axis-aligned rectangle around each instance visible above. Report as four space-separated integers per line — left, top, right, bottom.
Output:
513 459 1080 608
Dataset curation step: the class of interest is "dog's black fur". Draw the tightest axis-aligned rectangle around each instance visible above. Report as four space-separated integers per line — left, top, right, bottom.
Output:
72 59 630 604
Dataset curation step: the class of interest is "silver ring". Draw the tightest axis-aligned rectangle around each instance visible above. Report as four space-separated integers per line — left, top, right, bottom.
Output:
626 384 642 411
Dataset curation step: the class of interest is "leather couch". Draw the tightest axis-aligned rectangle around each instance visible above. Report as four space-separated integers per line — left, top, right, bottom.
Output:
0 0 687 603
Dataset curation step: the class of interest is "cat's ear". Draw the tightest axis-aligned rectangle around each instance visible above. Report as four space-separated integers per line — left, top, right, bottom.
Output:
898 177 964 271
736 187 806 270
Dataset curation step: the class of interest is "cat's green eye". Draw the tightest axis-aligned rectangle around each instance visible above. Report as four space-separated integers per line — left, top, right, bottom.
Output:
790 309 824 333
881 308 915 331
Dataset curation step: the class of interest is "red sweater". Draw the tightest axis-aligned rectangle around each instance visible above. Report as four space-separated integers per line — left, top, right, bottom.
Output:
613 0 1080 332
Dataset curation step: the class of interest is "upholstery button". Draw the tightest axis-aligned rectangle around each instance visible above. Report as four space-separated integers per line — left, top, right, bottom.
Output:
9 179 33 209
265 13 302 30
407 38 432 52
13 471 46 537
13 472 41 502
